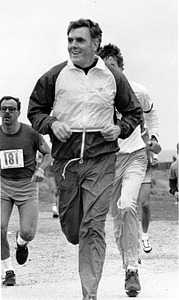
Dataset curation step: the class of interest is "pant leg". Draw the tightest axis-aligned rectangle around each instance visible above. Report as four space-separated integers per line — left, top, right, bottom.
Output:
54 160 83 245
79 154 116 299
110 155 125 265
54 154 116 298
111 149 147 269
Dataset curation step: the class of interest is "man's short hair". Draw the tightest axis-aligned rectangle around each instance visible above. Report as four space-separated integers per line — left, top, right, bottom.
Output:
98 43 124 70
67 18 102 50
0 96 21 111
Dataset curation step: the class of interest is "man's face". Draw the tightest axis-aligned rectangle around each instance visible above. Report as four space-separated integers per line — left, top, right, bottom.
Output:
0 99 20 126
104 56 119 69
68 27 97 68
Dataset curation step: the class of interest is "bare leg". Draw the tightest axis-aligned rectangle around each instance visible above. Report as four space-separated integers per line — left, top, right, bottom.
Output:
47 176 59 217
1 200 14 261
138 183 151 234
18 200 38 242
138 183 152 252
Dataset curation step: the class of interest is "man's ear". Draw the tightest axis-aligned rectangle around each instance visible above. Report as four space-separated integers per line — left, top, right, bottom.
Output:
92 38 100 53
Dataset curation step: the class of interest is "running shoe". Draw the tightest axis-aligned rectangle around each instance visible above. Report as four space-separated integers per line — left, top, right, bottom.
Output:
53 212 59 218
125 269 141 297
16 231 29 265
2 270 16 286
142 239 152 253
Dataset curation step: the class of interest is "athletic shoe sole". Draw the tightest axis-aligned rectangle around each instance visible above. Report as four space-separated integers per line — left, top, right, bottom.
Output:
143 247 152 253
126 289 140 297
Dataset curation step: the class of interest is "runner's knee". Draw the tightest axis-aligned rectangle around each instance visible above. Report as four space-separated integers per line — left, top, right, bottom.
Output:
20 228 36 242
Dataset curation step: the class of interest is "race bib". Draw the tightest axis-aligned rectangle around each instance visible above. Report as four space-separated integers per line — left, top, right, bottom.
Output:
0 149 24 169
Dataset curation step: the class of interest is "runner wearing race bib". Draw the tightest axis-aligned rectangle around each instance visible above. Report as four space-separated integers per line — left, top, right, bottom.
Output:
0 96 52 286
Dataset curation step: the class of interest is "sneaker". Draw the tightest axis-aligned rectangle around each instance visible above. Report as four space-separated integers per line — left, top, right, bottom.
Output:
16 232 29 265
2 270 16 286
53 212 59 218
125 269 141 297
142 239 152 253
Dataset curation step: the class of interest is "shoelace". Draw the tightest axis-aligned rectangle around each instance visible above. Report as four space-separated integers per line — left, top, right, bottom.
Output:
5 271 15 279
126 271 138 282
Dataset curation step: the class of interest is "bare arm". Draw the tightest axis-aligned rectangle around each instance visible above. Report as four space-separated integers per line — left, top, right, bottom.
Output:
31 138 52 182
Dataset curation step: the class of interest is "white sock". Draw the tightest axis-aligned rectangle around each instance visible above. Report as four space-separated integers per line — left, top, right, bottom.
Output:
142 232 149 240
17 233 27 246
52 204 58 213
2 257 14 272
127 266 137 271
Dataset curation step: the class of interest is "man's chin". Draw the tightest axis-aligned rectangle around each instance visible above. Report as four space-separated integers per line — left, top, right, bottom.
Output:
71 57 82 66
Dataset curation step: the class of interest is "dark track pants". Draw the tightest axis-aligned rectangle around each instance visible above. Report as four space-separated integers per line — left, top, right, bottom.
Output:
54 153 116 299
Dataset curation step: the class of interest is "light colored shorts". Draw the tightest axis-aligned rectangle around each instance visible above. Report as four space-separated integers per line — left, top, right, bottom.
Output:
0 177 38 206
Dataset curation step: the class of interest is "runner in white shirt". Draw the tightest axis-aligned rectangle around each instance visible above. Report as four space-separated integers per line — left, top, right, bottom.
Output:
99 44 161 297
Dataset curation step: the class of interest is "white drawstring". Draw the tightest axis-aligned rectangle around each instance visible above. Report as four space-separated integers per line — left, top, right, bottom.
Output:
61 127 103 179
62 129 86 179
79 128 86 163
62 157 81 179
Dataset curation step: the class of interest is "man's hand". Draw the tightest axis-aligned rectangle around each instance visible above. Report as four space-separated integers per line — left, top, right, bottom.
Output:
147 140 162 154
51 121 72 142
101 124 121 141
151 157 159 169
31 169 45 182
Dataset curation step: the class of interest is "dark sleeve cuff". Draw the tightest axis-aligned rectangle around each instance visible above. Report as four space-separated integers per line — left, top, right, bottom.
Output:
169 187 178 195
48 116 58 129
150 135 158 142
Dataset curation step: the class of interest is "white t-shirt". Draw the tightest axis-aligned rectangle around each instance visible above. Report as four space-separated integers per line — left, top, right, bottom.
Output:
118 81 159 154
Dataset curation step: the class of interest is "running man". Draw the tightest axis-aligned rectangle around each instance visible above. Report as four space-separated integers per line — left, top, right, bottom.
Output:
0 96 52 286
99 43 161 252
27 19 143 300
99 43 161 297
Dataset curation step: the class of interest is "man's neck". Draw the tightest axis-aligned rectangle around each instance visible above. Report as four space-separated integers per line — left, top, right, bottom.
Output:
75 58 98 75
2 122 20 134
